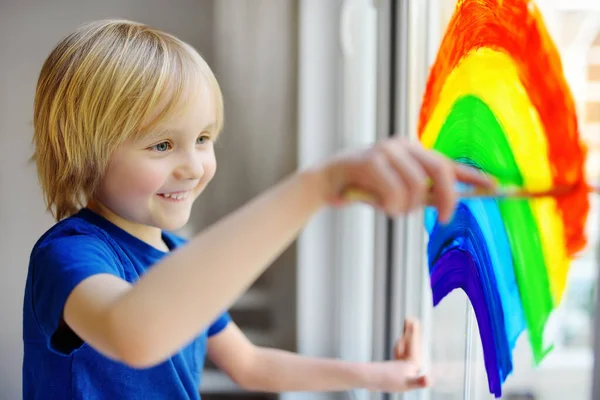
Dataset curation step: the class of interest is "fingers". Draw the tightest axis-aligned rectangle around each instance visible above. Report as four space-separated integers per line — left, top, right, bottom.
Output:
384 318 431 393
401 318 430 391
336 137 493 220
402 318 421 365
348 145 424 215
383 140 493 221
369 153 409 214
395 318 422 371
454 163 496 189
383 143 428 212
404 145 457 222
394 336 407 360
355 139 431 215
394 318 415 360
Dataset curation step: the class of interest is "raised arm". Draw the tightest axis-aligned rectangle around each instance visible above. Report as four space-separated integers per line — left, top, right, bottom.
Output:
63 138 494 368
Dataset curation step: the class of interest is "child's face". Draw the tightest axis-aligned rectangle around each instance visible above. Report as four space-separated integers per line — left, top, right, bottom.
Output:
94 81 218 232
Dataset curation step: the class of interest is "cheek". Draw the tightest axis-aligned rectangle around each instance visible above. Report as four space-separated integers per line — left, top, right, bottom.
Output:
204 155 217 182
103 157 168 200
197 153 217 190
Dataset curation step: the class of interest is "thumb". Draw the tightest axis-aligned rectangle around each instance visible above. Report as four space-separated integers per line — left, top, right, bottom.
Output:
339 188 380 208
394 338 406 360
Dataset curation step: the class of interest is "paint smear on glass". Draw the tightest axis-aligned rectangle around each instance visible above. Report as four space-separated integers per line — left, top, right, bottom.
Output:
429 248 503 397
418 0 590 398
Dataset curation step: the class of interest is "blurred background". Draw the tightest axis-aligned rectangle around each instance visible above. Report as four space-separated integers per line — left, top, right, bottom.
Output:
0 0 598 400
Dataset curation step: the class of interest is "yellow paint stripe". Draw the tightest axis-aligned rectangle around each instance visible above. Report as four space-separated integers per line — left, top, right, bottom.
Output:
420 47 570 303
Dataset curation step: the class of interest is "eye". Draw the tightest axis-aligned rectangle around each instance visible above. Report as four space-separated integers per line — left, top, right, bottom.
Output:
150 141 171 152
196 134 211 145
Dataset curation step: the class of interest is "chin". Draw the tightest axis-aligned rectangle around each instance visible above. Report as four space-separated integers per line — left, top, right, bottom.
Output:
155 213 191 232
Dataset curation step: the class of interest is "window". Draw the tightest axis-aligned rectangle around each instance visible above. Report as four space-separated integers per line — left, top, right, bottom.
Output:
421 1 600 399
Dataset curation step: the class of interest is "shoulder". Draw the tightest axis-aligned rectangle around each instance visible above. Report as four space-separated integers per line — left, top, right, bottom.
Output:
31 214 122 270
26 215 127 344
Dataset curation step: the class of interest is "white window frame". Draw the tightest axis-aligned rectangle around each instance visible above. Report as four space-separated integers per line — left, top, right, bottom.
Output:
372 2 436 400
291 1 380 400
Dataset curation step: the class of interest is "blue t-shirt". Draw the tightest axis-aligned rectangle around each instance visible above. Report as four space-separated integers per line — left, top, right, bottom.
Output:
22 208 231 400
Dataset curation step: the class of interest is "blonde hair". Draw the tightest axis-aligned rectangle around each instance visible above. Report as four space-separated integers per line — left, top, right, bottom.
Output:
33 19 224 221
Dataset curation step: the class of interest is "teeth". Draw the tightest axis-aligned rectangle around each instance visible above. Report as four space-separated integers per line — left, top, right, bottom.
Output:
161 191 190 200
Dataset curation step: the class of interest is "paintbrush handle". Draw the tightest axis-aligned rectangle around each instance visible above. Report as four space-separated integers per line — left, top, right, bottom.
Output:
342 183 600 206
460 184 600 199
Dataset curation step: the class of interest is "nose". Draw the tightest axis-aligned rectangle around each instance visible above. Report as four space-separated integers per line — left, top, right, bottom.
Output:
174 150 205 181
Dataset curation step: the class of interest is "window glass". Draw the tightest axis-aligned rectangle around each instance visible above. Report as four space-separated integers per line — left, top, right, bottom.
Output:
425 1 599 399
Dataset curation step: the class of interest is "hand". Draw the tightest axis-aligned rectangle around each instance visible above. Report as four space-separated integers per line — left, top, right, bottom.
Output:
367 318 430 393
315 137 495 222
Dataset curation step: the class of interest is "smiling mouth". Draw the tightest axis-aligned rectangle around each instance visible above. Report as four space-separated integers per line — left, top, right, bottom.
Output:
157 191 191 201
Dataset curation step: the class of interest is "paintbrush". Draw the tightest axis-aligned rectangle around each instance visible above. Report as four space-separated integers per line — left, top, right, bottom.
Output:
343 183 600 207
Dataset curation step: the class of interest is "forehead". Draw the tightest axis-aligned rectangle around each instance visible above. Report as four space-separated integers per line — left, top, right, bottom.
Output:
143 74 218 137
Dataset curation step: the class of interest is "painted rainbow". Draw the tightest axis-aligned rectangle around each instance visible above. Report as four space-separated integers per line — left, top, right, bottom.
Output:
419 0 590 397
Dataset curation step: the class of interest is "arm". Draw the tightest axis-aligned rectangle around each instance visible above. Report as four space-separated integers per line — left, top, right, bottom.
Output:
63 139 494 368
207 319 428 393
65 169 326 367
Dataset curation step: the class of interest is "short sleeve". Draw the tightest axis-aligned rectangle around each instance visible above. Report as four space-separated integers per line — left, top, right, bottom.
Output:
31 235 123 354
207 311 231 337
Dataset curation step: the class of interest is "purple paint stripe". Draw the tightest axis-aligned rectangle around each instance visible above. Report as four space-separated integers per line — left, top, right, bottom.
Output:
427 204 513 384
431 249 503 398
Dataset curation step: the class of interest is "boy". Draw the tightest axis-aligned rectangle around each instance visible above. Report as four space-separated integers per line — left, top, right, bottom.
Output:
23 19 493 399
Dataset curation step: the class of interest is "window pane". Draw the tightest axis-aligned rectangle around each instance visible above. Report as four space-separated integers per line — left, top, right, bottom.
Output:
425 1 599 399
488 3 600 397
426 2 469 400
430 290 469 400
